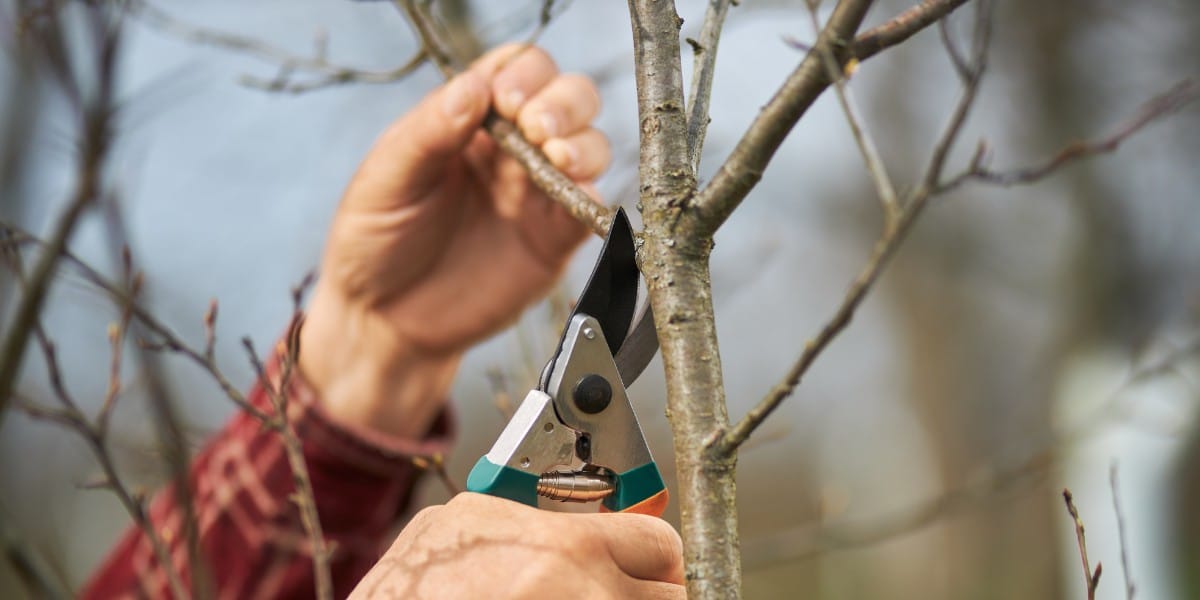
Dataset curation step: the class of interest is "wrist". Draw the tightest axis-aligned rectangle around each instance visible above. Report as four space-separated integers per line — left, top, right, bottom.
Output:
299 285 462 439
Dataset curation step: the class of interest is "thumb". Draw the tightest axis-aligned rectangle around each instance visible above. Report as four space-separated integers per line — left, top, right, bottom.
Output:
350 70 491 207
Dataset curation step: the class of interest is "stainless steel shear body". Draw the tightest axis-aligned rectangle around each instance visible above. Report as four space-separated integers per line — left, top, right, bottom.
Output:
466 209 668 515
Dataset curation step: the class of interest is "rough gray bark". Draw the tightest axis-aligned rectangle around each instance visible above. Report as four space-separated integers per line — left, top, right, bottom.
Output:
624 1 741 597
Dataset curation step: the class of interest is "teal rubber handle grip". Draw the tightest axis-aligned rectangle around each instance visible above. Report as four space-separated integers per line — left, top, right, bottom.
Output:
467 455 667 514
466 456 539 506
603 462 667 512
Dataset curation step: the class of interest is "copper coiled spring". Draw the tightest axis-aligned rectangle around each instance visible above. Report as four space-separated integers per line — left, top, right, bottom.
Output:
536 471 615 502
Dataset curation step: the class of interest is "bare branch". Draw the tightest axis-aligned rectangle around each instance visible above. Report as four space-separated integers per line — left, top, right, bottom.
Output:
1063 488 1103 600
937 17 972 81
717 0 993 452
624 1 744 598
807 1 900 220
715 206 913 451
921 0 991 189
11 323 190 600
396 0 612 235
521 0 558 47
685 0 736 175
241 309 333 600
0 19 117 430
939 79 1200 192
2 225 271 422
1110 463 1136 600
3 211 190 596
852 0 971 62
691 0 984 235
742 333 1191 567
691 0 875 236
129 0 427 94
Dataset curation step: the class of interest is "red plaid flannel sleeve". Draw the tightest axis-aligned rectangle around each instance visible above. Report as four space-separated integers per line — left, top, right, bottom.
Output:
79 352 454 599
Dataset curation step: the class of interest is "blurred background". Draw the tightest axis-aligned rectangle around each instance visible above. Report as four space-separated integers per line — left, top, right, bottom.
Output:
2 0 1199 598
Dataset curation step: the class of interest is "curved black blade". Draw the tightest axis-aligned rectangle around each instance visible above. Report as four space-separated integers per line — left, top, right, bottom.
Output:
539 208 639 391
572 208 638 356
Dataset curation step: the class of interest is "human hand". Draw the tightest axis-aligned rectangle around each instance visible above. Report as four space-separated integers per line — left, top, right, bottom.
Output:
349 493 685 599
300 45 609 437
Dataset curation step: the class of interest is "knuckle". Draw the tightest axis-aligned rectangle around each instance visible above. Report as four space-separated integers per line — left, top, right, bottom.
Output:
559 73 600 106
633 515 684 566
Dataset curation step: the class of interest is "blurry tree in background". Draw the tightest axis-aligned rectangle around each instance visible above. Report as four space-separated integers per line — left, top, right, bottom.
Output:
2 0 1198 599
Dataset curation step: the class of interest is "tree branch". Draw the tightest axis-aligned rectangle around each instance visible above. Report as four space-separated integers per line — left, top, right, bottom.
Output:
3 269 190 600
717 0 992 452
851 0 972 62
938 79 1199 192
396 0 612 235
684 0 736 176
2 225 272 422
741 332 1197 568
808 1 900 219
624 0 745 598
128 0 427 94
1110 463 1136 600
0 18 116 431
691 0 875 235
241 300 333 600
1063 488 1103 600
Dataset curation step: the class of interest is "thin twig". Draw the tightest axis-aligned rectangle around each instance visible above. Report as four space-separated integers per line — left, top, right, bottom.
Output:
1110 463 1136 600
684 0 735 176
396 0 612 235
16 396 190 599
521 0 558 47
938 79 1200 193
806 1 900 220
128 0 427 94
1 224 270 422
2 250 190 600
691 0 875 235
241 282 333 600
717 0 996 453
1063 488 1103 600
692 0 979 235
920 0 991 189
0 14 118 430
740 329 1200 568
852 0 971 62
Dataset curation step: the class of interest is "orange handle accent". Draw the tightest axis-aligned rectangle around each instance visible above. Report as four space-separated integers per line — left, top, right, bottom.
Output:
600 489 669 517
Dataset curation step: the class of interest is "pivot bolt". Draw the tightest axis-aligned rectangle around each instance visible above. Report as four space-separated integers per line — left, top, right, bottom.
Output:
573 374 612 414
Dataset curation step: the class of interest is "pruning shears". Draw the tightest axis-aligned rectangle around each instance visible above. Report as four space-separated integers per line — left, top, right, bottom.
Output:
466 208 669 516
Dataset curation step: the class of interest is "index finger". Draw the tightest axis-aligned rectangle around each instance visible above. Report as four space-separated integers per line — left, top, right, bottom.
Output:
584 513 685 585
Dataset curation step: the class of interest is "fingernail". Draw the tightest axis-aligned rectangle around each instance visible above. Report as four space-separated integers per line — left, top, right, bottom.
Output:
502 89 525 114
442 73 479 119
538 112 559 139
544 139 578 170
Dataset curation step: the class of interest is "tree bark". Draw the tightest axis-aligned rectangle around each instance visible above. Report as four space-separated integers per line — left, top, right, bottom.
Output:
625 1 741 597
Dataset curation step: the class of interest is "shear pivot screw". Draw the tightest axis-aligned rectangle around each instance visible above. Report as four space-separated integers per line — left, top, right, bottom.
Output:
573 374 612 414
583 327 596 340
